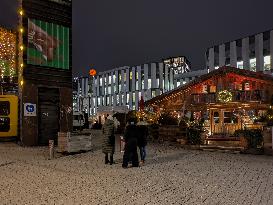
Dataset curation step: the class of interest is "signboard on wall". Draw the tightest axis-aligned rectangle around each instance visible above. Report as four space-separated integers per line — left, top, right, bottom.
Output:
27 19 70 70
24 103 37 116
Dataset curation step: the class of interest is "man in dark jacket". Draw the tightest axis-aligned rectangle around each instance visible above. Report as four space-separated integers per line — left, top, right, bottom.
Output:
122 121 139 168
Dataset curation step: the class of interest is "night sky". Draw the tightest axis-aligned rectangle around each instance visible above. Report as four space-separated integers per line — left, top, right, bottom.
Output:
1 0 273 76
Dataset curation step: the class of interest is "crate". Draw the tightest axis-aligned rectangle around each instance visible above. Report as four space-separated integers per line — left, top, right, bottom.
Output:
57 132 93 153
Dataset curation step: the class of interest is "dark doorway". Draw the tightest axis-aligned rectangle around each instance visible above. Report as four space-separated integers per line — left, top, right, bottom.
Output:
38 88 60 145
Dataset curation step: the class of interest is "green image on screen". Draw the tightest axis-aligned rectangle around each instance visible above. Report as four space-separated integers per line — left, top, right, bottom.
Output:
27 19 70 70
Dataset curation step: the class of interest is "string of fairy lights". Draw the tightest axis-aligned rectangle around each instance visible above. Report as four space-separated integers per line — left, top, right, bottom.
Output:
0 28 16 81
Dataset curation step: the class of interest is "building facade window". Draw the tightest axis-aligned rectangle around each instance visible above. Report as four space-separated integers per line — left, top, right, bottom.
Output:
148 79 151 89
250 58 256 72
237 61 243 69
264 56 271 71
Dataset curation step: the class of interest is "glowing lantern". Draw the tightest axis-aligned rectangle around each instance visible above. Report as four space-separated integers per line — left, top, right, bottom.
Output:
89 69 96 76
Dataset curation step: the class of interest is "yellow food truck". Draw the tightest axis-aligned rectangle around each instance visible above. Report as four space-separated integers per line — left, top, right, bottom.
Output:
0 95 18 138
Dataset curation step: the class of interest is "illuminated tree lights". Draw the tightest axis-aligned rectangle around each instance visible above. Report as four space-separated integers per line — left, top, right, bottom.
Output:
0 28 17 79
217 90 233 103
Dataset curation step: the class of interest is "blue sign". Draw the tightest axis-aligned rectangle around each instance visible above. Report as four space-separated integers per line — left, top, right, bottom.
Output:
24 103 37 116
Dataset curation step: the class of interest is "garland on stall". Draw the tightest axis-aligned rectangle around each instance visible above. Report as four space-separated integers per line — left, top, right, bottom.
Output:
217 90 232 103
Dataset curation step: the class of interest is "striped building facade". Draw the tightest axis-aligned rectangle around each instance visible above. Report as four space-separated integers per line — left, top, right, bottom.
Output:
206 29 273 73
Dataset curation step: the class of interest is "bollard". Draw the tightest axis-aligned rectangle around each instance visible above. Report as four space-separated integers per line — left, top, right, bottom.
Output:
49 140 54 160
120 136 125 153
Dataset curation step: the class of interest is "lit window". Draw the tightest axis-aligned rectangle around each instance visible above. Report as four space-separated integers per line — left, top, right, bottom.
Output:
237 61 243 69
122 94 124 104
136 72 138 80
136 81 138 90
117 96 119 105
183 81 187 85
99 78 102 86
152 91 156 98
156 79 159 88
215 66 219 70
148 79 151 89
177 81 181 87
250 58 256 72
113 75 116 84
133 92 135 103
130 72 133 80
107 97 110 106
264 56 271 71
98 98 101 106
127 93 129 104
109 76 111 84
108 86 111 94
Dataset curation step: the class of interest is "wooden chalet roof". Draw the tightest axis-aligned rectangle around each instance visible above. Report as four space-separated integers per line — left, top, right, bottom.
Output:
146 66 273 106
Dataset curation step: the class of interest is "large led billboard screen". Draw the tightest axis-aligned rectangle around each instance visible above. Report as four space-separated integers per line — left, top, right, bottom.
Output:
27 19 70 70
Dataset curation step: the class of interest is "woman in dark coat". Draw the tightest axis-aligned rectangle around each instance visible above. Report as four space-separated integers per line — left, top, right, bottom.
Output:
102 116 115 165
122 122 139 168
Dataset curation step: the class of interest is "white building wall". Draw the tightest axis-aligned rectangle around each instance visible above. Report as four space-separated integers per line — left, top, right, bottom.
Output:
169 68 174 90
230 41 237 67
219 44 225 67
159 63 164 90
208 47 214 70
144 64 148 90
242 37 250 70
151 63 156 88
164 65 169 91
255 33 264 71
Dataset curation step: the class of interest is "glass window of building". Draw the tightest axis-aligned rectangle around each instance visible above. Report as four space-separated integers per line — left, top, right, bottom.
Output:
108 86 111 94
152 91 156 98
102 97 105 105
133 92 135 103
107 97 110 106
113 75 116 84
148 79 151 89
98 98 101 106
126 93 129 104
141 80 144 89
177 81 181 87
250 58 256 72
109 76 111 84
136 81 138 90
136 72 138 80
264 56 271 71
130 71 133 80
156 79 159 88
119 84 121 92
237 61 243 69
124 73 127 81
139 92 142 100
121 94 124 104
111 96 113 105
99 78 102 86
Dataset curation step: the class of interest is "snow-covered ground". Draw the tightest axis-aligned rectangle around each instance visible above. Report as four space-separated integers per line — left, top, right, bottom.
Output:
0 133 273 205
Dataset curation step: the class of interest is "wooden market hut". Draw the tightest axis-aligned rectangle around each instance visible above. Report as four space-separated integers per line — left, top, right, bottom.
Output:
146 66 273 137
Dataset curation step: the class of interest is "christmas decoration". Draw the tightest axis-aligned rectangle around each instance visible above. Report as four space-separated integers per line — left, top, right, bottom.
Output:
217 90 232 103
0 28 16 79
